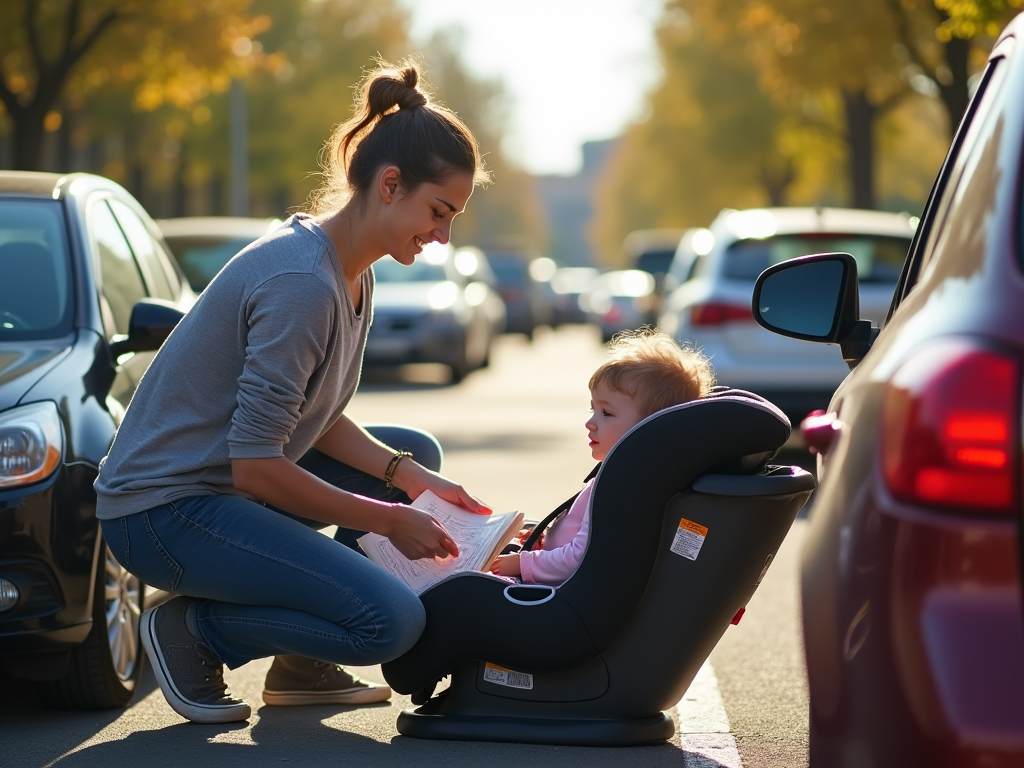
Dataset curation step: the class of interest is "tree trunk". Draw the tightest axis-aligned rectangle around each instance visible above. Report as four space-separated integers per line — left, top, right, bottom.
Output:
11 107 49 170
938 36 970 137
842 89 876 210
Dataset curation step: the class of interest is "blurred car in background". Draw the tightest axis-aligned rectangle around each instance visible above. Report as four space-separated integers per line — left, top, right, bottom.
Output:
366 242 497 383
452 246 507 340
156 216 281 292
624 228 688 290
752 16 1024 765
658 206 915 425
482 247 554 339
550 266 600 325
582 269 657 342
662 227 716 294
0 171 193 709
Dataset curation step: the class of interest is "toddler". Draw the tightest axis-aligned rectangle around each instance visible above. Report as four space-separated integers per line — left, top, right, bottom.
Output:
490 328 715 585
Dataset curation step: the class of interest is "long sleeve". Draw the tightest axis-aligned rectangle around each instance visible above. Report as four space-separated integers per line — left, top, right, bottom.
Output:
519 481 594 586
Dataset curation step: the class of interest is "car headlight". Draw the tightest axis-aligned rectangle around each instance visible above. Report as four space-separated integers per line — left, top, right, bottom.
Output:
0 401 63 489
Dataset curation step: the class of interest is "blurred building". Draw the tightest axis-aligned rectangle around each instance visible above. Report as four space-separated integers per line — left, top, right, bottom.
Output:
535 139 618 267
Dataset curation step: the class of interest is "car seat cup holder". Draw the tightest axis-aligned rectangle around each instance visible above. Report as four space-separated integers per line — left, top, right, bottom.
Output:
383 390 816 746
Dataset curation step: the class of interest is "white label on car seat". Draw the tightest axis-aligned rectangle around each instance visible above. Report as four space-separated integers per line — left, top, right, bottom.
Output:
671 518 708 561
483 662 534 689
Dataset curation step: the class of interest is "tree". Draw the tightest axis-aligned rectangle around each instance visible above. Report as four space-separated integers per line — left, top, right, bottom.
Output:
0 0 266 170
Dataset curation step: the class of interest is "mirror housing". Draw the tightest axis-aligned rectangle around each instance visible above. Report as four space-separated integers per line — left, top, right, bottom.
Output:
752 252 877 369
109 298 185 359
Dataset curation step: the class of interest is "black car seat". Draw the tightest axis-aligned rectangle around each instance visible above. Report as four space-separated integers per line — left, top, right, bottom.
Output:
381 390 815 746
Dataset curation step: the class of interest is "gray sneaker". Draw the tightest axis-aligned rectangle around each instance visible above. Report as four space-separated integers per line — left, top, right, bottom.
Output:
140 596 251 723
262 654 392 706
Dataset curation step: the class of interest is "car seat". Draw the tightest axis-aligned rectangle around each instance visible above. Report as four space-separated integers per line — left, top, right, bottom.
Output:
381 390 816 745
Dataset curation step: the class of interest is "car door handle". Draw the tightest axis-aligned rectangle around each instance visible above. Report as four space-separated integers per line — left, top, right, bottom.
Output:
801 410 841 455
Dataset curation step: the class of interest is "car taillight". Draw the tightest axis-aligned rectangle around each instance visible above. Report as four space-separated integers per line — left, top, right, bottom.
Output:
881 340 1019 514
690 303 753 326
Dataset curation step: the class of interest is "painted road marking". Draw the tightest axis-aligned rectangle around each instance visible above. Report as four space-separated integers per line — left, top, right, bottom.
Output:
677 660 744 767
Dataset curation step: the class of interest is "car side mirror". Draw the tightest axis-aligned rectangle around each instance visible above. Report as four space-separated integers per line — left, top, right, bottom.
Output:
752 252 877 369
109 298 185 359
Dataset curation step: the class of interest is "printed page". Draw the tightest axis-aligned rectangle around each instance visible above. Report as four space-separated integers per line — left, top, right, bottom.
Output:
357 491 522 595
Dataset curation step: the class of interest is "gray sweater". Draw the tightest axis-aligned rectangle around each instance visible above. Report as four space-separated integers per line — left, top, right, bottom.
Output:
95 214 372 520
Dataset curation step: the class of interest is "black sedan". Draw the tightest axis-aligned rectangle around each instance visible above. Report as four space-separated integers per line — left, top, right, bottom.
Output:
0 171 192 708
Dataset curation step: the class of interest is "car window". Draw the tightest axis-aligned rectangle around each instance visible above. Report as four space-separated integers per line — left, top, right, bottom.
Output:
484 252 529 285
0 200 73 340
93 200 147 335
372 258 448 283
891 55 1010 313
163 235 255 291
723 234 910 283
108 199 178 301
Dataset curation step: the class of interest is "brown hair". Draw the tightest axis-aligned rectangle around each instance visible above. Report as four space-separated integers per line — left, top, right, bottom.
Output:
308 59 491 215
589 328 716 418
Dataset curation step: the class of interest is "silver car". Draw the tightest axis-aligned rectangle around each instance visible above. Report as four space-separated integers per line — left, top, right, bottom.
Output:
658 207 916 424
366 243 498 383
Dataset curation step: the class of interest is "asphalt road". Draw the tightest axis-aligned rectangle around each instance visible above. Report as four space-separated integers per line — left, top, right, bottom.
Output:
0 325 812 768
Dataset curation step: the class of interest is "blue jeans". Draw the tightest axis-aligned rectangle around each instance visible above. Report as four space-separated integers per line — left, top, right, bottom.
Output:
101 425 441 669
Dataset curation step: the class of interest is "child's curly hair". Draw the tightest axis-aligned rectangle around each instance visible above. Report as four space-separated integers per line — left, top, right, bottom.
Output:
589 328 716 419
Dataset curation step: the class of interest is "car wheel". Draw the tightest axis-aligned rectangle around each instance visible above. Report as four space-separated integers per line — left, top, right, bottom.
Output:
40 538 145 709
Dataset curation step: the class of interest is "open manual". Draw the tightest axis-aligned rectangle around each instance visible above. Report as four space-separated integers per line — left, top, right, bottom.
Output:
357 490 524 595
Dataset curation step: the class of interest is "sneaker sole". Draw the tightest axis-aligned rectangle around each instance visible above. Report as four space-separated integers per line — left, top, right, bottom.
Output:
140 606 252 724
261 686 392 706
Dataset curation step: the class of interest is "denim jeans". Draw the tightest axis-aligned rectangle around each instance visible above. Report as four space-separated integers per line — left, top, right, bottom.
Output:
101 425 442 669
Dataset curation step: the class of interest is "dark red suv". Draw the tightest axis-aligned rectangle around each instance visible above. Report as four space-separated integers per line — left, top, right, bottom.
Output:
752 14 1024 767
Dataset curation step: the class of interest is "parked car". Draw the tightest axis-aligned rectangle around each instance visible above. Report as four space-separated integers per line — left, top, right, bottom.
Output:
624 227 688 316
366 242 497 382
751 15 1024 765
483 247 554 339
452 245 507 341
550 266 600 325
156 216 281 292
659 206 915 425
582 269 657 342
0 171 193 708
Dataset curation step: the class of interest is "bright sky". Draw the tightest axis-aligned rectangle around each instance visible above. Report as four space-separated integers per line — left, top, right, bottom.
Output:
402 0 662 177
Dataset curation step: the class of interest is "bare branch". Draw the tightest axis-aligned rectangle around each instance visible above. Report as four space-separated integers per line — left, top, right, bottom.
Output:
883 0 931 74
23 0 46 78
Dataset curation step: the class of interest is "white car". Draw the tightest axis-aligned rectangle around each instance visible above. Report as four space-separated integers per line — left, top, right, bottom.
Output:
658 207 916 424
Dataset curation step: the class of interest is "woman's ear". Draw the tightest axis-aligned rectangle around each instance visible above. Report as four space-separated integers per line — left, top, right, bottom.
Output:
379 165 401 204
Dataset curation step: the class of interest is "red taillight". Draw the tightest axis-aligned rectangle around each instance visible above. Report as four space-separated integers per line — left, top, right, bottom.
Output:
690 303 753 327
881 340 1019 514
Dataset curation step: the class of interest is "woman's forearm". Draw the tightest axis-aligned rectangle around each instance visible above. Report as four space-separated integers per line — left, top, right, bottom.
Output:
231 456 399 535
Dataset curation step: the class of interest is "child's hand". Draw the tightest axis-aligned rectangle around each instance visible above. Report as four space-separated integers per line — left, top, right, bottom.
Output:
490 553 522 577
515 528 544 549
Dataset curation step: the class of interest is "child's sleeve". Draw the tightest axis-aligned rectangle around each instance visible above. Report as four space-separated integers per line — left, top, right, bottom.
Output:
519 483 593 586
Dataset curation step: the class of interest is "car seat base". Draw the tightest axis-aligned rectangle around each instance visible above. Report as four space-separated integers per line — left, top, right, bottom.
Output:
396 708 675 746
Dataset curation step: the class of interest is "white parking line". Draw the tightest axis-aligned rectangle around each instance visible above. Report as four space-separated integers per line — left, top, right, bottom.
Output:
677 660 744 767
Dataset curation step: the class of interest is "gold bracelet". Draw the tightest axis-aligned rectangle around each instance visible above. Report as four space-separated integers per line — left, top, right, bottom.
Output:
384 450 413 496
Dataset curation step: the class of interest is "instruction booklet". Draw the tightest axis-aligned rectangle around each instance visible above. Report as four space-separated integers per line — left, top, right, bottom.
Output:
358 490 524 595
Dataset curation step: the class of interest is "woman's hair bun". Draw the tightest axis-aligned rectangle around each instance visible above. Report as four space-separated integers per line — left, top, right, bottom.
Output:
367 66 428 114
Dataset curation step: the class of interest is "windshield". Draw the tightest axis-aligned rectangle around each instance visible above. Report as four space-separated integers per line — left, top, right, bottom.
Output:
484 251 529 285
163 236 255 291
0 200 73 340
372 257 448 283
724 234 910 283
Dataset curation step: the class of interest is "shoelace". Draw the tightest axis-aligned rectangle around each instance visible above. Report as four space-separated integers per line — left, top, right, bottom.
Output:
195 642 232 701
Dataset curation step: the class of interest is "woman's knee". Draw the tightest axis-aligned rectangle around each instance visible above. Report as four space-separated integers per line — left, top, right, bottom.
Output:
364 424 442 472
372 587 426 660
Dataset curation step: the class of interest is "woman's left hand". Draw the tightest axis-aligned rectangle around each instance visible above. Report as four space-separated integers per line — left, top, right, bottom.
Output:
395 460 491 515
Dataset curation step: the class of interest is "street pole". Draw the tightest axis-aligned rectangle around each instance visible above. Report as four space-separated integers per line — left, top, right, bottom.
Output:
229 78 249 216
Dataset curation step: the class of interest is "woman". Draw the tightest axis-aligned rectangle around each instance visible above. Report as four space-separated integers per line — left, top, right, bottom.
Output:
94 61 491 724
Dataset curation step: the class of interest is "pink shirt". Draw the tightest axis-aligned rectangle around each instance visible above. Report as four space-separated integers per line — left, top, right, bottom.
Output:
519 480 594 586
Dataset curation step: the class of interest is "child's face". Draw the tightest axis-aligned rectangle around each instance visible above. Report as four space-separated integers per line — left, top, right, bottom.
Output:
586 382 644 462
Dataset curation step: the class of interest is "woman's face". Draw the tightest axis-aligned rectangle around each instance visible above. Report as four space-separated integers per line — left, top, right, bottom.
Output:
382 170 474 266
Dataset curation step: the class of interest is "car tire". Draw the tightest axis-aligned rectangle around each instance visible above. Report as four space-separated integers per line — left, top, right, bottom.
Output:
448 344 470 385
39 537 145 709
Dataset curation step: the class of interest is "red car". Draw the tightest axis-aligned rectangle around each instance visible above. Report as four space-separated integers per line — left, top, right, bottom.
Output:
752 14 1024 767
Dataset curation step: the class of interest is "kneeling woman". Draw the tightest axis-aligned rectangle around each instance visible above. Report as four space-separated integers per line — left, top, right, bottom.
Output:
94 61 491 724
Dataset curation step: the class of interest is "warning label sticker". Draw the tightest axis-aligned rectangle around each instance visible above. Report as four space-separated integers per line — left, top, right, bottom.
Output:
670 518 708 561
482 662 534 689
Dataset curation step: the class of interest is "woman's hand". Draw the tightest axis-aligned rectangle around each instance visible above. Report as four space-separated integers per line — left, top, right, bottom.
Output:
394 461 491 515
489 553 522 577
386 505 460 560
